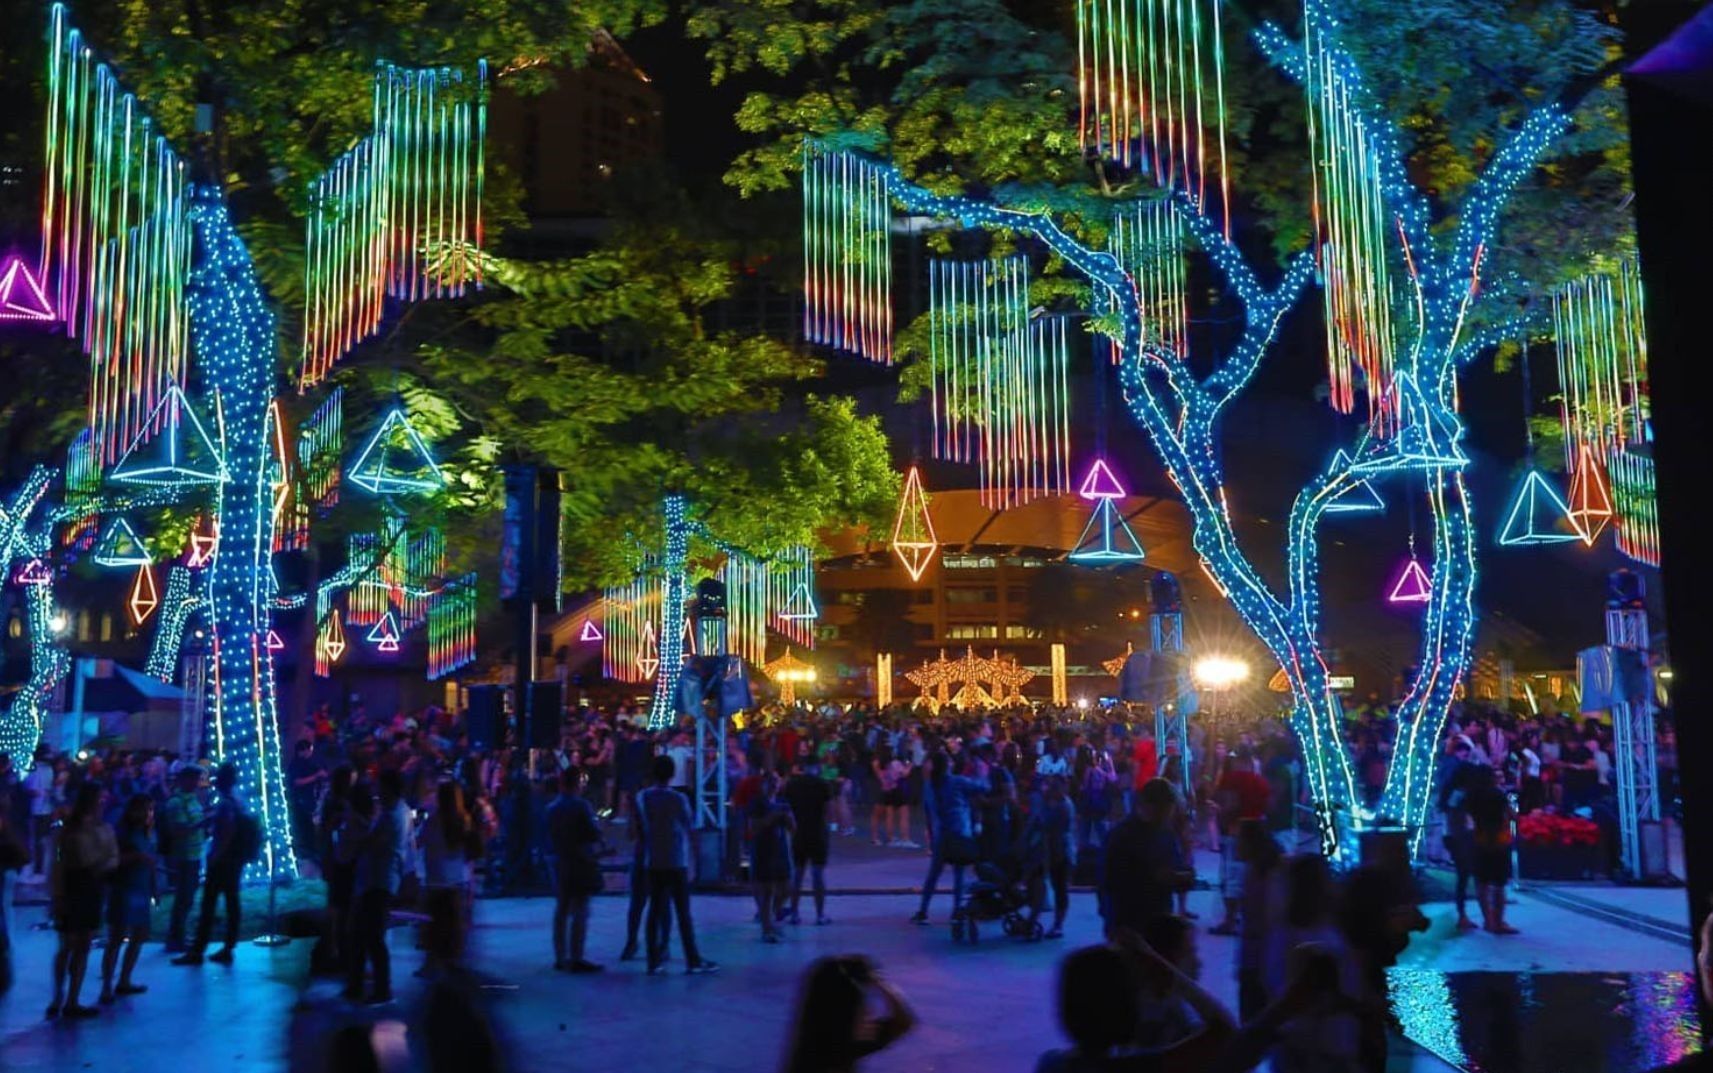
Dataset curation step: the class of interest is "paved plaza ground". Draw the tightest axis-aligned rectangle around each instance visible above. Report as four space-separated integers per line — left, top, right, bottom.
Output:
0 838 1701 1073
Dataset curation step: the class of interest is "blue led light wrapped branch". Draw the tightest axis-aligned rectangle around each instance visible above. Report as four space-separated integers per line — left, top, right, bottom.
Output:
0 467 68 759
145 566 201 681
647 494 691 729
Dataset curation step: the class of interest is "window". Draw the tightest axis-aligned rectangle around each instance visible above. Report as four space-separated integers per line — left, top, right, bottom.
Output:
945 587 997 605
1005 625 1043 639
1006 588 1027 603
99 613 113 642
7 615 20 639
945 624 999 640
942 554 997 570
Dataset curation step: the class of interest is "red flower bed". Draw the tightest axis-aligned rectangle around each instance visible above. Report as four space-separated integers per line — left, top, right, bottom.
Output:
1516 809 1601 848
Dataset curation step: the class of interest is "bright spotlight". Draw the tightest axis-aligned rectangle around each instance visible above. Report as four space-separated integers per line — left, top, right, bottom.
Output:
50 611 69 635
1193 656 1250 690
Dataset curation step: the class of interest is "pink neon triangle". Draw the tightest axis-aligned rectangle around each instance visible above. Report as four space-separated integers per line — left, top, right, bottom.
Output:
1387 559 1432 605
0 258 54 321
15 559 52 586
1078 459 1127 500
265 629 286 651
579 618 604 642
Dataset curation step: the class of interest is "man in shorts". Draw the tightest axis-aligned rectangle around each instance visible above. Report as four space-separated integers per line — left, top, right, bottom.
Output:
784 756 834 925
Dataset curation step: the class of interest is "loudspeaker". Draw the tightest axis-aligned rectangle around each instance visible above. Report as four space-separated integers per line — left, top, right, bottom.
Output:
528 680 563 749
1150 571 1182 613
534 472 562 615
466 684 503 749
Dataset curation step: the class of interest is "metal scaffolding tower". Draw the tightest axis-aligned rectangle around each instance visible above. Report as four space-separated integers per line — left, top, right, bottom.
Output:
1151 612 1192 800
1607 605 1660 879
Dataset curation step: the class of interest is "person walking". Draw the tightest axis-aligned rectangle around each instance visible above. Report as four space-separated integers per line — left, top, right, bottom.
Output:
749 769 796 943
23 745 57 878
161 765 207 953
638 756 718 975
784 757 834 926
47 782 117 1019
316 766 357 975
341 770 412 1004
1101 779 1194 935
98 794 156 1003
1025 775 1077 938
909 752 987 925
1466 765 1518 935
546 769 606 973
174 763 252 966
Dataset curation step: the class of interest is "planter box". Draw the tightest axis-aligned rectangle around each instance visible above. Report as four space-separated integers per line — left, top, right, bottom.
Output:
1517 841 1606 880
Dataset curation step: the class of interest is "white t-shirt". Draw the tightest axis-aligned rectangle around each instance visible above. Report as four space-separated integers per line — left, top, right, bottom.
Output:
666 744 694 788
1036 754 1070 777
1521 748 1542 779
25 763 55 816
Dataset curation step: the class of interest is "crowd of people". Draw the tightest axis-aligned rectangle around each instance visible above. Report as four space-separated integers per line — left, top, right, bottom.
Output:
0 690 1678 1071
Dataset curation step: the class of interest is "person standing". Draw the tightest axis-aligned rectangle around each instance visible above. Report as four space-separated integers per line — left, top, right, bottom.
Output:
47 782 117 1019
1208 746 1273 937
638 756 717 975
780 956 916 1073
1101 779 1193 935
174 763 251 966
910 753 987 925
287 738 327 863
1437 738 1484 932
0 801 29 996
99 794 156 1003
342 770 411 1004
316 766 357 974
1025 775 1077 938
784 757 834 926
24 745 57 878
748 770 796 943
161 765 207 953
1466 765 1518 935
546 769 605 973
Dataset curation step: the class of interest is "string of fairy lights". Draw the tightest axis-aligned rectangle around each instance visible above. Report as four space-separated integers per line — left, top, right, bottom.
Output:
802 141 892 363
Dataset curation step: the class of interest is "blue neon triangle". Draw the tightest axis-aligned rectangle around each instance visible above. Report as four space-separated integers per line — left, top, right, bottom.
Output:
779 582 819 620
1324 451 1386 515
348 410 446 495
93 518 151 567
1496 469 1581 546
1069 499 1146 562
110 386 229 487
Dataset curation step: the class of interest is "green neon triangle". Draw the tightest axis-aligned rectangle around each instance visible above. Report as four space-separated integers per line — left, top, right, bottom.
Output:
110 386 229 487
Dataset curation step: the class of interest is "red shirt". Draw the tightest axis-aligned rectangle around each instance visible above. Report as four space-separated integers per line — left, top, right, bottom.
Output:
1216 769 1273 832
1132 738 1159 788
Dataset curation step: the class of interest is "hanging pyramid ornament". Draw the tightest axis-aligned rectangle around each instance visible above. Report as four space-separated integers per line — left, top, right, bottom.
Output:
264 629 286 651
15 558 52 586
636 619 660 679
779 582 819 620
110 386 229 487
320 613 348 663
1566 449 1614 546
1077 459 1127 500
891 466 940 582
127 564 159 624
1069 499 1146 562
1386 558 1432 605
1496 470 1580 547
1353 373 1468 473
1323 452 1386 515
0 256 54 321
348 409 447 495
367 611 402 653
579 617 604 642
93 518 152 567
187 517 220 568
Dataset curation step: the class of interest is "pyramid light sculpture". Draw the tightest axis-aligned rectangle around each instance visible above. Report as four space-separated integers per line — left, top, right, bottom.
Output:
779 582 819 620
636 619 660 679
1566 449 1614 546
1386 558 1432 605
1078 458 1127 500
348 409 447 495
891 466 939 581
1496 469 1580 546
579 617 603 642
1322 451 1386 515
1351 374 1469 474
16 558 52 586
187 517 220 567
1070 499 1147 562
0 256 54 320
110 386 229 487
320 613 348 663
264 629 286 651
93 518 151 567
127 564 159 624
367 611 402 653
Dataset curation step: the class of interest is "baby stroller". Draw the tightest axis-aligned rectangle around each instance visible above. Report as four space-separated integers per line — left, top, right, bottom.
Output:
954 858 1041 943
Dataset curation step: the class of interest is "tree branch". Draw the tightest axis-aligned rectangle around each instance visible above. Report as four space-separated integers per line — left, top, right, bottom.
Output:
1450 104 1573 298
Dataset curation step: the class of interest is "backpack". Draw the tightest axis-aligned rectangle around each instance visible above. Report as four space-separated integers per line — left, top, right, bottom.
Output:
230 809 264 864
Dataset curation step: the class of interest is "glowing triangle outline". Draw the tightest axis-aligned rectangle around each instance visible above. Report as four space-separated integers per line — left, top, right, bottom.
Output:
128 564 159 624
93 518 152 567
1077 459 1127 500
1567 450 1614 546
779 581 819 620
0 257 55 321
579 618 604 642
1386 559 1432 605
15 558 52 586
110 386 230 487
366 611 402 652
1323 451 1386 515
1069 498 1146 562
264 629 287 651
348 409 447 495
1496 469 1581 547
321 614 347 662
891 467 939 582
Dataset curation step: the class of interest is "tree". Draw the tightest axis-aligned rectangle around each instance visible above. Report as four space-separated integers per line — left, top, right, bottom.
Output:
687 0 1627 855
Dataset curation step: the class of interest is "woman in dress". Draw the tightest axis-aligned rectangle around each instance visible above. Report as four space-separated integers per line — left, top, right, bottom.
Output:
48 781 117 1018
99 794 156 1003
